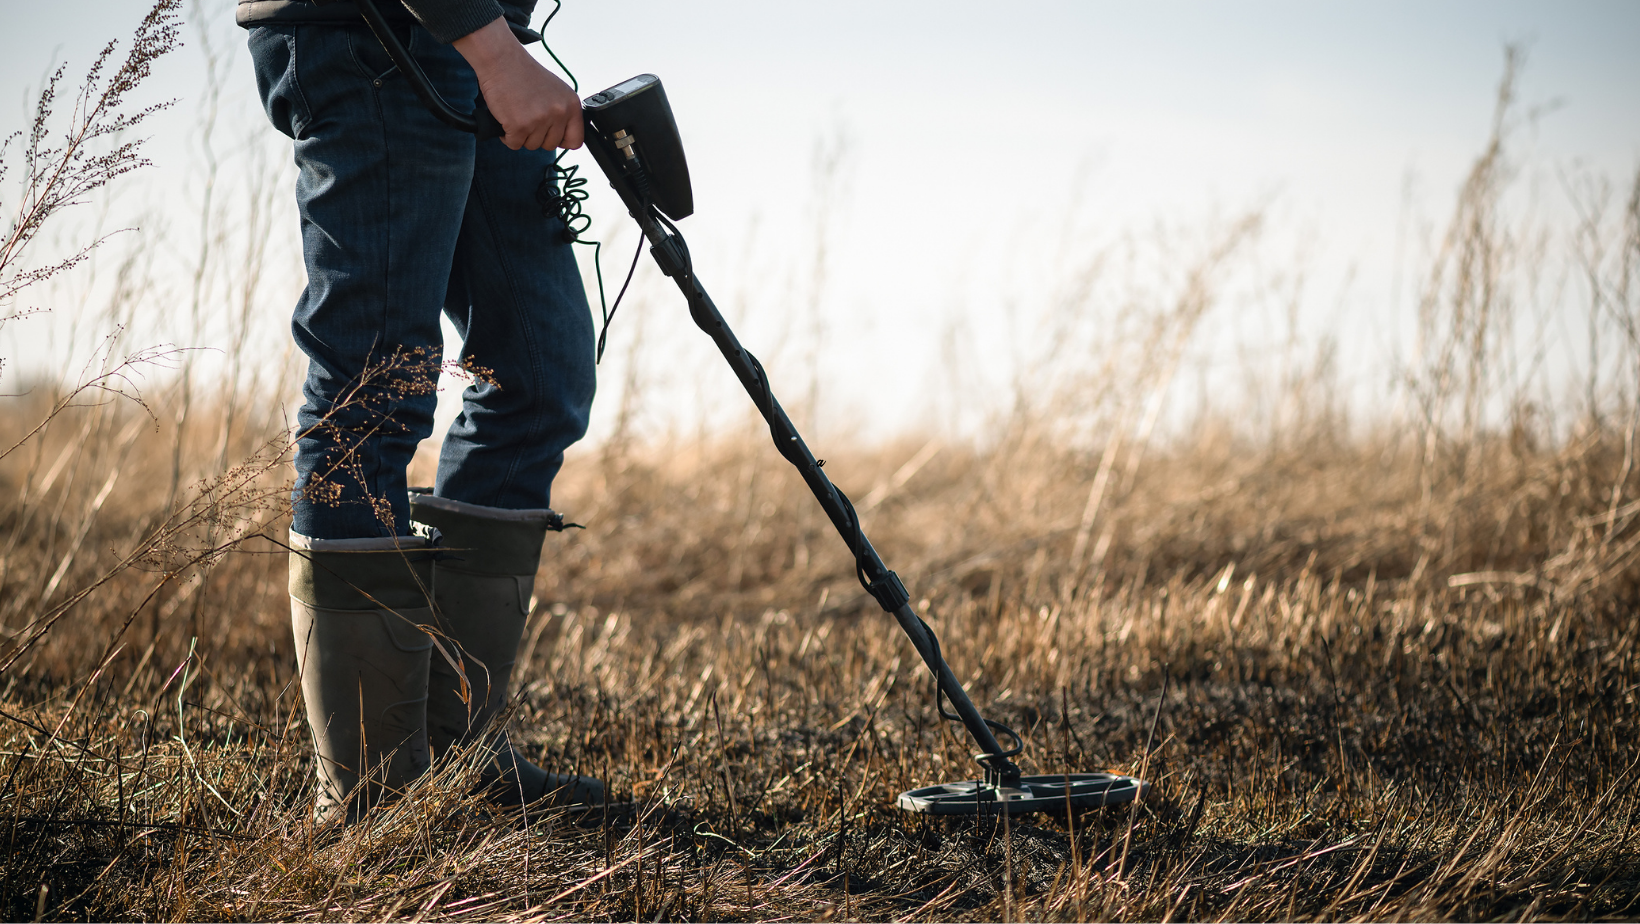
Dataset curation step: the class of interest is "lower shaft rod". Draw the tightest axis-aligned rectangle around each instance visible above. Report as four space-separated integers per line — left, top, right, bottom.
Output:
625 210 1017 780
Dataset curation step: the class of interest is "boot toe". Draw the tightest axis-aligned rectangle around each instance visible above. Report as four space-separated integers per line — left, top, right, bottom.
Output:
539 770 605 807
474 739 604 807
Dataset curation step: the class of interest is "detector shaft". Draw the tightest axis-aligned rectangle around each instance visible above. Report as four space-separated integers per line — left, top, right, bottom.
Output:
584 136 1018 783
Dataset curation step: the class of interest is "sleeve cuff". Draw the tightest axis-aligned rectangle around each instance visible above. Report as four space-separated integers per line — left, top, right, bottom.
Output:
397 0 507 44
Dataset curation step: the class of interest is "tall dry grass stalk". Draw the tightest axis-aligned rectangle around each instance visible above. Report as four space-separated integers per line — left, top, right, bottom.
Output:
1 20 1637 922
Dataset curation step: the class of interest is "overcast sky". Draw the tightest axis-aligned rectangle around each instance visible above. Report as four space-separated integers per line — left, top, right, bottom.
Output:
3 1 1638 440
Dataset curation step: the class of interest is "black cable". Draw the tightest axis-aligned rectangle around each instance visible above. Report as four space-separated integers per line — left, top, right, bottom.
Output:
738 351 1025 766
532 2 643 365
826 467 1026 765
536 0 577 92
538 155 628 366
653 209 691 270
538 156 591 243
598 234 644 362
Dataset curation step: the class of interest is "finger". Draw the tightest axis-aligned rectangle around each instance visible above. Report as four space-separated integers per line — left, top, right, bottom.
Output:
502 126 525 151
539 120 566 152
516 118 542 150
561 110 584 150
539 103 571 151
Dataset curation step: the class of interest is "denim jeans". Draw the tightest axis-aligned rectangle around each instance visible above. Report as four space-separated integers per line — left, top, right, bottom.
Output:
249 22 595 540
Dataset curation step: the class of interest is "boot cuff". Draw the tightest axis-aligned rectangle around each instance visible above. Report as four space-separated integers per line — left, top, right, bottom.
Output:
291 531 429 552
408 495 558 576
289 530 435 610
408 494 562 525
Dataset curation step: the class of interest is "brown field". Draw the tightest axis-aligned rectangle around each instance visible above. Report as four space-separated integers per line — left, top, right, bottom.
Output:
3 7 1639 921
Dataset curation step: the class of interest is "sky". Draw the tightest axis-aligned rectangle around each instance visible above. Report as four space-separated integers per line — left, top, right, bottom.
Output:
2 1 1638 443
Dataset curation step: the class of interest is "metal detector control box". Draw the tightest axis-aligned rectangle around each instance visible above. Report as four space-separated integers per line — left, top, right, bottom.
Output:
582 75 694 221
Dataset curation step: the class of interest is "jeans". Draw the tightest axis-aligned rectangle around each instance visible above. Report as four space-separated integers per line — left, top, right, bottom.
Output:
249 22 596 540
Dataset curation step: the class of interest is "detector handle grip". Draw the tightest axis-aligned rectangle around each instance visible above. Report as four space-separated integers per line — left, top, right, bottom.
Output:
470 97 506 141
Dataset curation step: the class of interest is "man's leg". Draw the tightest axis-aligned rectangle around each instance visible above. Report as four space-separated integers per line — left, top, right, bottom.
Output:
261 22 483 539
411 136 600 805
250 21 492 821
435 145 597 510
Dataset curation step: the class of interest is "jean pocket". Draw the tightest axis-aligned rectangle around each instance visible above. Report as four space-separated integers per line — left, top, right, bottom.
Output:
248 26 312 139
347 21 410 84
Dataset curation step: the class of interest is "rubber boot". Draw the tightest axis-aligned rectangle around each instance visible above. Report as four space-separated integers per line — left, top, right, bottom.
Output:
409 493 605 807
289 532 438 825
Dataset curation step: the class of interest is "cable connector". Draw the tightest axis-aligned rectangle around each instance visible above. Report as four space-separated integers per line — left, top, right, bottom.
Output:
865 569 911 613
613 128 638 162
651 235 687 277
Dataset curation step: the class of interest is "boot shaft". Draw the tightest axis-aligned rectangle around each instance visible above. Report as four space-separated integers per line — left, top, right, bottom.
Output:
411 494 555 746
409 496 607 808
289 533 437 824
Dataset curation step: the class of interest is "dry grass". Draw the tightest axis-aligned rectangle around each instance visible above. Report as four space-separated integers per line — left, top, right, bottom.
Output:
2 394 1639 922
2 17 1639 922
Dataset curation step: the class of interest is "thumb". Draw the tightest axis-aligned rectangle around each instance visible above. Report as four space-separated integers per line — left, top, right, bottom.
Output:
561 110 585 150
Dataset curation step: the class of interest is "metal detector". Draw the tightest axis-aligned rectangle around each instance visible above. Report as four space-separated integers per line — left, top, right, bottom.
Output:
354 0 1147 815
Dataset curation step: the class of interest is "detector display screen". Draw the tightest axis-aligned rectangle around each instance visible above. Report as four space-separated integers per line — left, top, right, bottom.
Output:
584 74 657 110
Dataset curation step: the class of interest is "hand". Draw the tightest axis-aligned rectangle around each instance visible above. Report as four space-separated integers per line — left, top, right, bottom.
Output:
452 17 583 151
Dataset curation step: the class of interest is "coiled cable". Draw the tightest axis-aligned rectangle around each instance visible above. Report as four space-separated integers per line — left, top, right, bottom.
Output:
532 1 639 363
